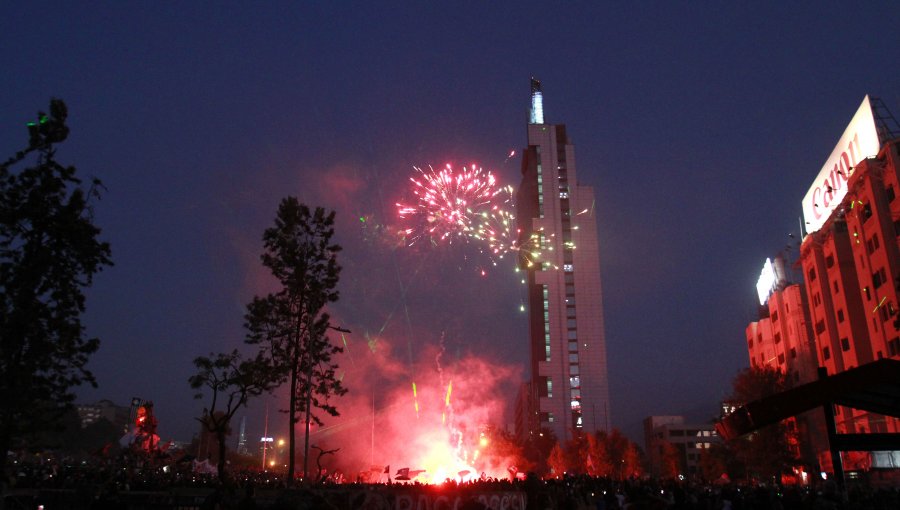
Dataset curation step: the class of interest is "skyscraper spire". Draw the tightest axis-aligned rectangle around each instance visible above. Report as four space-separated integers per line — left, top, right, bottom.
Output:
530 77 544 124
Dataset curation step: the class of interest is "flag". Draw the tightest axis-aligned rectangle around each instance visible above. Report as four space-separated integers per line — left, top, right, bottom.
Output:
384 465 390 474
395 467 410 480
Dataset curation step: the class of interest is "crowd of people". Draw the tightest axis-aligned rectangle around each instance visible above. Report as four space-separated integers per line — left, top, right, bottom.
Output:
3 452 899 509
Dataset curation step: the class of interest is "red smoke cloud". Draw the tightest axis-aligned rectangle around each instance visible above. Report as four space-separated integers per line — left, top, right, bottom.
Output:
303 332 522 483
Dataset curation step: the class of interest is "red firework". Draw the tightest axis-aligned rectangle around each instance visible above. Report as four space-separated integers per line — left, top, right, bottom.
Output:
397 164 501 246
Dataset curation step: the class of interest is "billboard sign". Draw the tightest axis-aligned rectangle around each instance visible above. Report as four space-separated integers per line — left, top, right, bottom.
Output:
756 258 776 306
802 96 882 235
756 257 789 305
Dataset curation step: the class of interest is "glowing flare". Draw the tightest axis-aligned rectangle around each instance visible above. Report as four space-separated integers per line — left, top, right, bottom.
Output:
445 381 452 407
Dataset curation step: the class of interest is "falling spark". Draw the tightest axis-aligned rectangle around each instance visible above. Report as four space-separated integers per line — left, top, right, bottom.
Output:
442 380 452 425
341 333 356 368
412 381 419 419
873 296 887 313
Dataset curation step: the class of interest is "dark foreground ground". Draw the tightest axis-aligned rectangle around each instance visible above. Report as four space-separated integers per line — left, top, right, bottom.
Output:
3 478 900 510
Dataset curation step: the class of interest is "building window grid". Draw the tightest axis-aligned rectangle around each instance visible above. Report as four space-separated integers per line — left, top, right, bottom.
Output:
536 162 544 218
873 267 887 289
867 233 880 254
542 285 550 361
888 338 899 357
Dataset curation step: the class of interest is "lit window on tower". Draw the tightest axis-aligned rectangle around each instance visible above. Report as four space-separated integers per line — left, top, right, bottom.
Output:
536 163 544 217
543 285 551 361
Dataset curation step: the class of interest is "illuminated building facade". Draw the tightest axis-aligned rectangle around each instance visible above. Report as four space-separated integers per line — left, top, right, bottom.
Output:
516 79 611 443
796 96 900 468
76 399 130 432
745 257 823 469
746 256 818 385
643 416 719 478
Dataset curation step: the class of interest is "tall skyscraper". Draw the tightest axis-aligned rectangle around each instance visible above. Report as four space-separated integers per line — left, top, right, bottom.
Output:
516 79 611 443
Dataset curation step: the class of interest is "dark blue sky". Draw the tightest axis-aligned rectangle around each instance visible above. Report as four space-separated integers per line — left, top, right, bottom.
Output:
2 3 898 445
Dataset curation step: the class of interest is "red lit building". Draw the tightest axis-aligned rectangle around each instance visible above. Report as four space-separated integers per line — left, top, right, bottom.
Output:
741 96 900 475
745 256 822 470
797 96 900 469
747 257 818 385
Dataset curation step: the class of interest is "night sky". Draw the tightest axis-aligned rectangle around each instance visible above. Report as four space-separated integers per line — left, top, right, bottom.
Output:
2 3 899 447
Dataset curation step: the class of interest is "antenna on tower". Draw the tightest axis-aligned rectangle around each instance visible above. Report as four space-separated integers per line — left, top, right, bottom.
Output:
530 78 544 124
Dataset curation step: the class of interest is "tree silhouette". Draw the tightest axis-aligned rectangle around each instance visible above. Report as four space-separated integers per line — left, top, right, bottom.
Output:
0 99 111 476
522 427 557 477
245 198 346 483
189 349 276 481
726 366 798 482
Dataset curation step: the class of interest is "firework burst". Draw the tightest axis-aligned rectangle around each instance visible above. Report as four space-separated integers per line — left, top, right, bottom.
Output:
469 186 557 270
470 185 516 257
397 164 502 247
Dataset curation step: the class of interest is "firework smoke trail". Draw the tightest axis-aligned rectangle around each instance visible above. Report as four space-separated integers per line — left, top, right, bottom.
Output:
396 164 502 247
435 332 452 425
341 332 356 369
379 183 427 424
